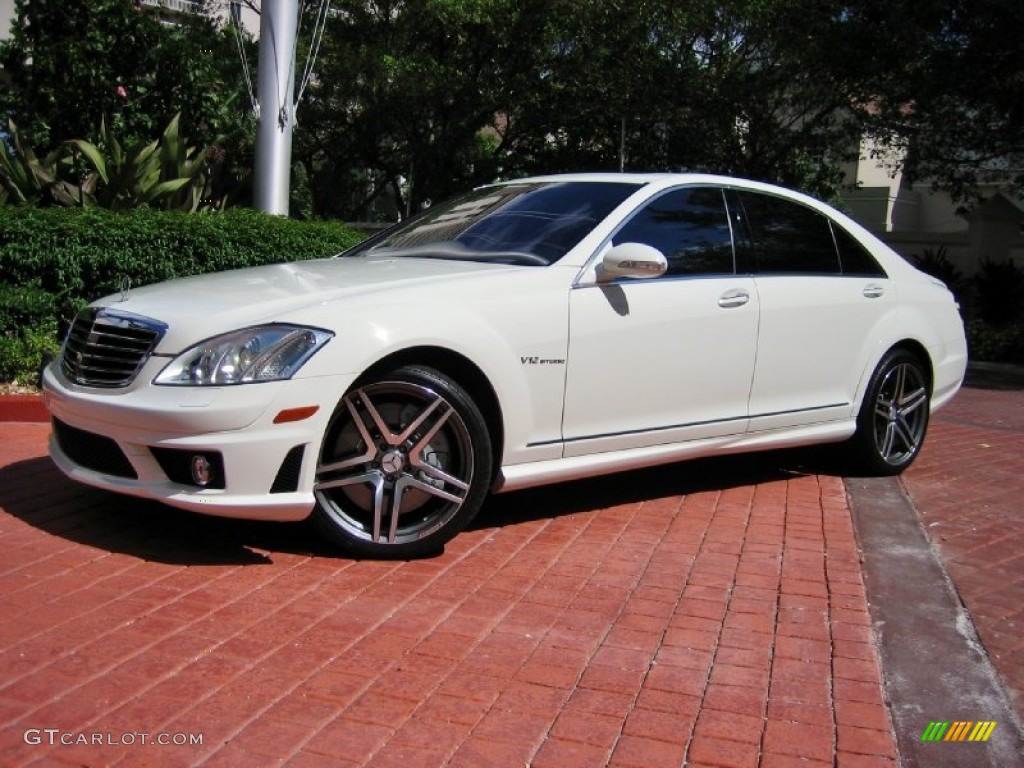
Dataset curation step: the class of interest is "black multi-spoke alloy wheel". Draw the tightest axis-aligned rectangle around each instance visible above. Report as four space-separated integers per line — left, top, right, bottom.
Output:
313 366 492 558
851 349 931 475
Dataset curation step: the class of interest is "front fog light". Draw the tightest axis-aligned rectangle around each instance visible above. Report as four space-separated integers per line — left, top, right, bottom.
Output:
191 455 213 486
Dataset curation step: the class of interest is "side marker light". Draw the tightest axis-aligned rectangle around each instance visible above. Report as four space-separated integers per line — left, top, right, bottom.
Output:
273 406 320 424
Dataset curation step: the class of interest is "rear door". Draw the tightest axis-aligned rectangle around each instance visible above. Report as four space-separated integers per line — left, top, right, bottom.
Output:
730 189 895 431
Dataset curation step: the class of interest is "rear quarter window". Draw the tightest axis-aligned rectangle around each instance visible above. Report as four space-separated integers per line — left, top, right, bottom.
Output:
831 223 887 277
736 191 841 275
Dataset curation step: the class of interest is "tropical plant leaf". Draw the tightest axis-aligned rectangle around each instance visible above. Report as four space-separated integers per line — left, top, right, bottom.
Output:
66 140 109 184
145 178 192 201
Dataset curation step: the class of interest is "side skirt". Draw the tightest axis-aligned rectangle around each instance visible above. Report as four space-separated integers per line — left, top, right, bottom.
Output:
493 420 855 493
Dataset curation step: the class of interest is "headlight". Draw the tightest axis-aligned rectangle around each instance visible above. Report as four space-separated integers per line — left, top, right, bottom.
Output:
154 325 333 386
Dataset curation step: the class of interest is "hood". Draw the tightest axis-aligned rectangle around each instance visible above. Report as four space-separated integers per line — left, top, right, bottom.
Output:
94 254 519 352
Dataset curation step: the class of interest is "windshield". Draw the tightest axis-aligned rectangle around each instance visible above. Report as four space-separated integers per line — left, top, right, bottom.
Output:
350 181 640 266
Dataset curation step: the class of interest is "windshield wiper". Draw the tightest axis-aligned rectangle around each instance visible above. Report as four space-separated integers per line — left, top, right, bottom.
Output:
369 242 548 266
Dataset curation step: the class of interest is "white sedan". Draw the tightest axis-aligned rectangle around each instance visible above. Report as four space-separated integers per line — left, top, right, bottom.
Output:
43 173 967 557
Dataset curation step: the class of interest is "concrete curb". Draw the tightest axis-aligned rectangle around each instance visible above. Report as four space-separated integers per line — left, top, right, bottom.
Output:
846 476 1024 768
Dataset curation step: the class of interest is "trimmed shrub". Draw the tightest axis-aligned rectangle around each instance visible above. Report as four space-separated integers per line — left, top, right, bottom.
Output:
968 319 1024 365
0 207 364 385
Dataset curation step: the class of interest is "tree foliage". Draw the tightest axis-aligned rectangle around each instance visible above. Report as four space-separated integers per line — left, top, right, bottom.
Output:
292 0 519 218
0 0 254 196
865 0 1024 201
295 0 905 217
2 0 1019 218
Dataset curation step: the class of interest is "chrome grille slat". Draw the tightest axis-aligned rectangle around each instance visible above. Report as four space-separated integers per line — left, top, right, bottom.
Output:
73 351 144 364
61 308 167 388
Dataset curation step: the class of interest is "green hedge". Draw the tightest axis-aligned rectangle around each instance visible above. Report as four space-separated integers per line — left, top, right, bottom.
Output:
0 207 364 385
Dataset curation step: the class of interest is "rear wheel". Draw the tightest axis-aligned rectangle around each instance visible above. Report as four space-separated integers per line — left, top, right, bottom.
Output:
312 365 492 558
850 350 930 475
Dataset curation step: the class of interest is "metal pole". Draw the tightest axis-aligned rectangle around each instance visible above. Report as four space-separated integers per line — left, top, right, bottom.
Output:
253 0 299 215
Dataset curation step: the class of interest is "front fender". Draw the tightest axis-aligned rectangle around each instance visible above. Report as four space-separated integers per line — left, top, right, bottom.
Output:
289 271 574 466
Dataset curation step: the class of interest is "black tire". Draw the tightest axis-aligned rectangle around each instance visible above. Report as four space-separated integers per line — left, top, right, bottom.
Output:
312 365 492 558
850 349 931 475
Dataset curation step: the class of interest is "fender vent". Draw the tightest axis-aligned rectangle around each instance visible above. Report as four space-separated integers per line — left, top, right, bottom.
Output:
270 445 306 493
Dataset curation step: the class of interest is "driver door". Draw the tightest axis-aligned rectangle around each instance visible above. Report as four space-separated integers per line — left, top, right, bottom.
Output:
561 186 759 457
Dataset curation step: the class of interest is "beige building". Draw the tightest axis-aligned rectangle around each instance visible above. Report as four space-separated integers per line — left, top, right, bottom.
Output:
0 0 14 39
840 137 1024 276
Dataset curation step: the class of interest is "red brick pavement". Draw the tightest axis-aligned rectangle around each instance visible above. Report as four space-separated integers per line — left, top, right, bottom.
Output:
0 421 898 767
902 384 1024 714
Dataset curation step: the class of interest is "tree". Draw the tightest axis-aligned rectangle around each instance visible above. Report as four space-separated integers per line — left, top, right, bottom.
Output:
883 0 1024 202
494 0 877 199
0 0 253 182
292 0 518 219
293 0 884 218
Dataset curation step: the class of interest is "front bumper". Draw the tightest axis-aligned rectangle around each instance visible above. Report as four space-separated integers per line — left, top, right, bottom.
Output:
43 360 353 521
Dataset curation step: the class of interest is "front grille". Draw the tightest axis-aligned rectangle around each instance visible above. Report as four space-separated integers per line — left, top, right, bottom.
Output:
52 418 137 479
61 308 166 388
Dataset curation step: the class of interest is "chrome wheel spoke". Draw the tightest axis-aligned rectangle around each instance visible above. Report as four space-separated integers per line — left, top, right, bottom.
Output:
315 470 386 540
317 396 377 473
879 420 898 459
358 386 444 447
407 408 471 491
315 378 475 547
412 458 470 492
875 396 893 420
900 386 928 415
893 417 919 453
397 473 464 505
893 364 908 401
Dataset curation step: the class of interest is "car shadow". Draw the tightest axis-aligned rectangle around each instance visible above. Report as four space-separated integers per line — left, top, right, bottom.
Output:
0 445 857 566
0 457 341 566
475 443 854 531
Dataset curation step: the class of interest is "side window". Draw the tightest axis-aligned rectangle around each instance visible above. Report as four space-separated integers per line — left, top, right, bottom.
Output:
613 187 734 277
737 191 841 275
831 223 887 277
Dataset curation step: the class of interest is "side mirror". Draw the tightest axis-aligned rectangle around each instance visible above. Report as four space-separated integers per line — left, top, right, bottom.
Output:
597 242 668 282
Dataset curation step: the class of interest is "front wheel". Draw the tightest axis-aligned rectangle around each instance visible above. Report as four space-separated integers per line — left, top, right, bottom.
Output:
849 350 931 475
312 365 492 558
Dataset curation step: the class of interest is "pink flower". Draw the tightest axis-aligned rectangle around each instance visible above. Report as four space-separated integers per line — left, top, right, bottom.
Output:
116 85 128 100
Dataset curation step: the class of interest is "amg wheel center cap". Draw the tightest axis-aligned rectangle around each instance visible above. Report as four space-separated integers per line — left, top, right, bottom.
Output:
381 450 405 474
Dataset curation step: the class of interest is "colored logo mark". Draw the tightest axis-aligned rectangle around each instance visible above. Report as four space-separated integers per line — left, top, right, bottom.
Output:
921 721 997 742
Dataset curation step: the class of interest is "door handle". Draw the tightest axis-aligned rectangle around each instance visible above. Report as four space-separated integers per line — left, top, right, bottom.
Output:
863 283 885 299
718 289 750 308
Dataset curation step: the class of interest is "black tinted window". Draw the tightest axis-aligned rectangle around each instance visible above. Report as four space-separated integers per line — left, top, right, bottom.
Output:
737 191 841 275
832 223 886 277
614 187 734 276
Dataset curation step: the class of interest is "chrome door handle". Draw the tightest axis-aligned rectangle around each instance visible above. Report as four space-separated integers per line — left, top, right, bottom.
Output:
718 289 750 308
863 283 885 299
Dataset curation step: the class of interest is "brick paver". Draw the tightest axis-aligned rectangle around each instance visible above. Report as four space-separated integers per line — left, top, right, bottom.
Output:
0 421 897 767
902 384 1024 714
